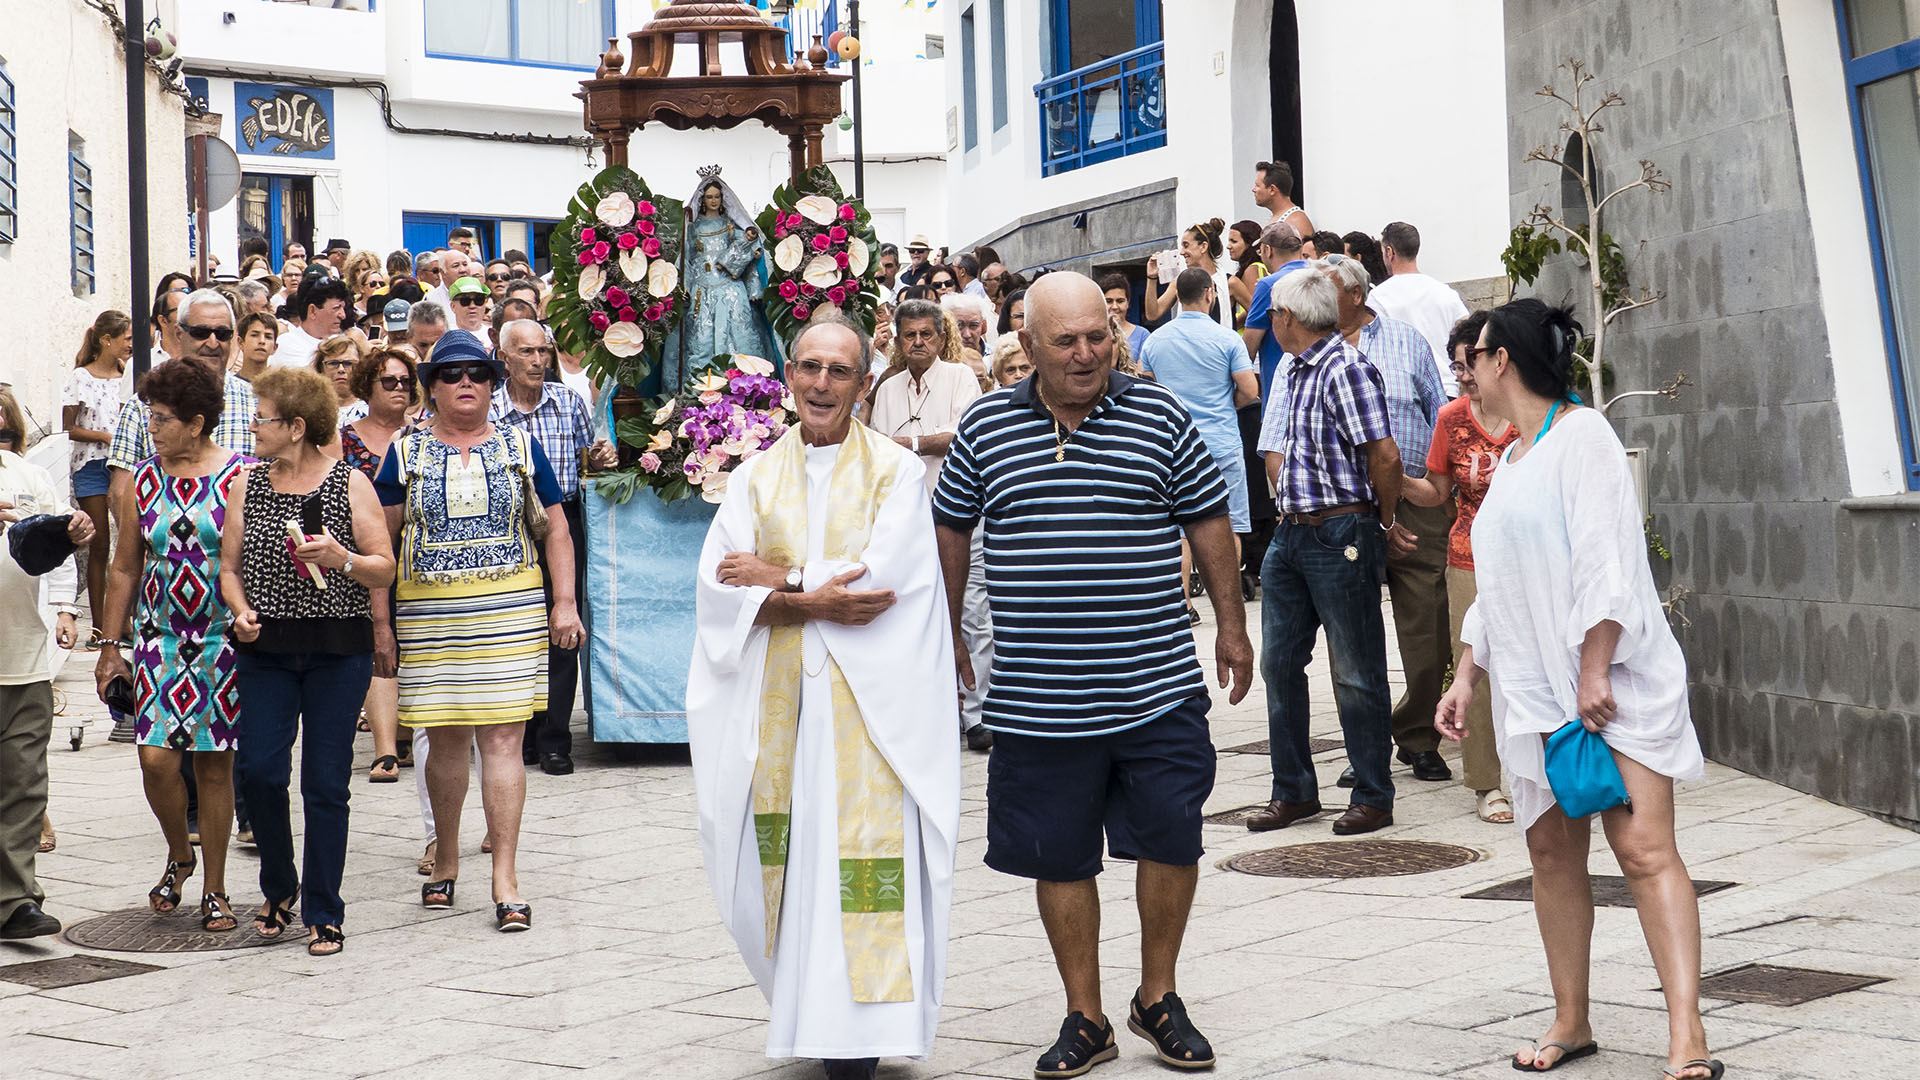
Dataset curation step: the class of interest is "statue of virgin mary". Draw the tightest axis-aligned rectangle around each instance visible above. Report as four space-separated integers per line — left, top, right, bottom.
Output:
669 165 776 386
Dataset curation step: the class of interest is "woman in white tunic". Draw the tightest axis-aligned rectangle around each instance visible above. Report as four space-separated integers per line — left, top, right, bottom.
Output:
1435 300 1722 1080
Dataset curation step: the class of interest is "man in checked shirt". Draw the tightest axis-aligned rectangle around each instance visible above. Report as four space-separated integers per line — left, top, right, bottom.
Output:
491 319 617 776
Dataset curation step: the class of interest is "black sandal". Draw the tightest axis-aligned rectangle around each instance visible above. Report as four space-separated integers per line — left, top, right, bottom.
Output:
495 902 532 933
422 880 455 909
1035 1011 1118 1078
395 738 414 767
1128 991 1214 1070
308 925 344 957
148 856 196 913
200 893 238 932
253 895 298 939
368 755 400 783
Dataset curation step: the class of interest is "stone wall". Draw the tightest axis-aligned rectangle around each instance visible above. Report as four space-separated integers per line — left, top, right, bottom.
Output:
1505 0 1920 828
963 179 1178 277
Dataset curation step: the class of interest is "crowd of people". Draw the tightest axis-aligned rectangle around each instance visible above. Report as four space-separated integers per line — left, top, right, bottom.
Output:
0 163 1722 1080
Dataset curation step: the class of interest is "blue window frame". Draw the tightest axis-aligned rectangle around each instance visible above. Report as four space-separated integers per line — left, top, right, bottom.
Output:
423 0 614 71
70 134 95 297
1834 0 1920 488
0 61 15 245
961 6 979 151
402 211 562 276
990 0 1009 131
1036 1 1165 176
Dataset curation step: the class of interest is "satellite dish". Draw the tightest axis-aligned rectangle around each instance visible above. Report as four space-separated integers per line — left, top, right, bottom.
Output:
186 134 243 212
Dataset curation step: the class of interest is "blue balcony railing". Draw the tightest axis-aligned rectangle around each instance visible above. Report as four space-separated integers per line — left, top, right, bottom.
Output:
1035 42 1166 176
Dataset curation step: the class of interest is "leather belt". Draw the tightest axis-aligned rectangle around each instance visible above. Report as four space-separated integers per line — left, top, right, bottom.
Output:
1279 502 1371 527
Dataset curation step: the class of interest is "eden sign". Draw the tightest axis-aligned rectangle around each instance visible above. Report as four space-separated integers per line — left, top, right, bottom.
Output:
236 83 335 159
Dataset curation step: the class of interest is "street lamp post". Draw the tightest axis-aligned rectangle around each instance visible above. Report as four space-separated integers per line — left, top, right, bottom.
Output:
126 0 152 379
850 0 865 201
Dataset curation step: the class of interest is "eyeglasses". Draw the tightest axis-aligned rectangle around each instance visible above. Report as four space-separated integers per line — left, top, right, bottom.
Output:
1462 344 1499 365
433 362 496 385
376 375 409 392
453 296 487 307
148 410 181 427
321 358 356 371
249 414 289 428
182 324 235 342
790 358 863 383
367 278 387 289
485 272 510 282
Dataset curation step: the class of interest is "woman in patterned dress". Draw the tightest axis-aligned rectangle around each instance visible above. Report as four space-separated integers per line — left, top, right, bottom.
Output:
341 346 418 783
373 330 581 933
95 359 250 932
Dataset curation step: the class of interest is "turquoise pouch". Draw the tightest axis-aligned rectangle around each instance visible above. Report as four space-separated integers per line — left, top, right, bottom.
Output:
1543 720 1631 818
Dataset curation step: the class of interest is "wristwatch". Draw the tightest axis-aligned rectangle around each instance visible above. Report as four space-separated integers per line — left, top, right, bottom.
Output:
341 554 355 576
784 568 804 592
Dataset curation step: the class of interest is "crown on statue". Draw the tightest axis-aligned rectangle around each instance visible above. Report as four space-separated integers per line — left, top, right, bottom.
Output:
697 164 725 180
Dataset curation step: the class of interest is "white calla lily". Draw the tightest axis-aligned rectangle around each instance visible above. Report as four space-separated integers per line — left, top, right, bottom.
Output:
603 322 647 357
618 248 648 286
648 259 679 298
578 263 605 301
795 194 838 226
847 237 870 277
774 234 805 272
803 254 841 290
594 191 636 228
733 354 775 377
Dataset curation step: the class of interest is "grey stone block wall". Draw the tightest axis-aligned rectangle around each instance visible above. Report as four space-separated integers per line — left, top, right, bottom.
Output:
1506 0 1920 828
963 179 1179 276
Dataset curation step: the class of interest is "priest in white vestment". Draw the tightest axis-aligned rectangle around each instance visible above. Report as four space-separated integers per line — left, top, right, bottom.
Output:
688 321 960 1080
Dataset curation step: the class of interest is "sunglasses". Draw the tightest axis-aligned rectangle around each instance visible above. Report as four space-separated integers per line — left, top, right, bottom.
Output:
1462 344 1499 364
434 362 495 385
454 296 488 307
182 324 235 342
377 375 409 392
485 272 510 282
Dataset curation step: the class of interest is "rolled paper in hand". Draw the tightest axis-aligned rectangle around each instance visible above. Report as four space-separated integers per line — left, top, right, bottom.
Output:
286 518 328 590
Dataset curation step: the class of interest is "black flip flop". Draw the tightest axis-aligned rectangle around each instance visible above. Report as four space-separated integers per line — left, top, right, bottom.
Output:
1662 1061 1723 1080
1513 1041 1599 1072
368 755 400 783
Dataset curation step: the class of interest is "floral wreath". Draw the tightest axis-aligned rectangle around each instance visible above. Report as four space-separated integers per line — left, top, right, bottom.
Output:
755 166 882 342
547 165 687 388
592 354 795 506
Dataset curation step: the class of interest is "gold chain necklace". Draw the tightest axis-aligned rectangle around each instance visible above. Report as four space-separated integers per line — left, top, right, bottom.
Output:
1037 382 1071 463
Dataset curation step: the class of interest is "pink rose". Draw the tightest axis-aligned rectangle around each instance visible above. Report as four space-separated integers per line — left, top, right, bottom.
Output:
618 306 638 323
838 203 856 221
606 286 631 308
828 226 848 243
591 241 611 261
793 304 812 321
774 223 787 239
643 304 665 321
576 251 593 266
835 252 850 270
580 227 597 244
785 212 804 229
641 238 662 257
639 452 661 473
588 311 610 330
661 295 675 312
637 200 656 216
827 286 847 305
637 220 656 237
616 231 639 250
811 234 831 252
799 283 816 297
778 280 800 301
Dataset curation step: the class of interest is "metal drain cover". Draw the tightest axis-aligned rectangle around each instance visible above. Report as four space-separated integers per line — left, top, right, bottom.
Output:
0 954 163 988
1697 963 1887 1007
61 908 301 954
1223 840 1482 878
1463 875 1737 908
1220 738 1343 756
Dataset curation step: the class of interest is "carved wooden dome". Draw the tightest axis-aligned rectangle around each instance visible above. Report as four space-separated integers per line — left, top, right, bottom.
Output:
580 0 847 182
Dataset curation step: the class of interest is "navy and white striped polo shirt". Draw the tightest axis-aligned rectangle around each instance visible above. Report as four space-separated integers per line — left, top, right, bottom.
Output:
931 371 1230 737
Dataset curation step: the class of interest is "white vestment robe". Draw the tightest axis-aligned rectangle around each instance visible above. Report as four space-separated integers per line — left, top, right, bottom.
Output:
688 438 960 1061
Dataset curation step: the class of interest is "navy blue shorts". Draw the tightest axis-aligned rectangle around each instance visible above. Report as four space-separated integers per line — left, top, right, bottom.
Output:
985 694 1217 882
72 459 110 499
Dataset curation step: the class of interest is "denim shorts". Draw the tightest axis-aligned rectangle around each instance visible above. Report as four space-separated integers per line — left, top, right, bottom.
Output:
72 458 110 499
985 694 1217 881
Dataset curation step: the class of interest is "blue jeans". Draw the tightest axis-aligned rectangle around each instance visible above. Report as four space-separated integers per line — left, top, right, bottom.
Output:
1260 513 1395 810
235 650 372 929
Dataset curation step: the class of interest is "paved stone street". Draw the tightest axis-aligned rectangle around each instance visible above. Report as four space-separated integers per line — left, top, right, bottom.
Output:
8 605 1919 1080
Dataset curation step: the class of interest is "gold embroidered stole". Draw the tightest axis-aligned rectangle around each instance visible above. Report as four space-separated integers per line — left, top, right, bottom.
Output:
746 425 913 1003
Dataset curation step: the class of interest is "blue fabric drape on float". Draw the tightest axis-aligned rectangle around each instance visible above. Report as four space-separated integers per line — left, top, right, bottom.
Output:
583 485 718 743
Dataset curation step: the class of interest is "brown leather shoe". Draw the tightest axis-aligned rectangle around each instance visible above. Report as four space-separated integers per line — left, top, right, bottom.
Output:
1244 799 1323 832
1331 804 1393 835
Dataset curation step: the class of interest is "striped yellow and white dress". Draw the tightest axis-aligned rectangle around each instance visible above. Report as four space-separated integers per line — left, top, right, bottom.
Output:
378 428 553 728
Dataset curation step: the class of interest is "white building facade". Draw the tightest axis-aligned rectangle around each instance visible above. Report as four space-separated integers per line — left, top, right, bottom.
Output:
942 0 1508 289
0 1 189 440
175 0 946 274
